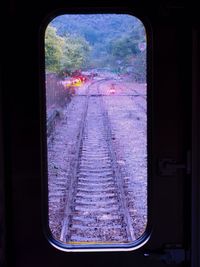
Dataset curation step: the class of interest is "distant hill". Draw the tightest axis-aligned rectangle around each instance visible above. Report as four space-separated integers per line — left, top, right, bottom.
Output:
48 14 146 81
50 14 145 46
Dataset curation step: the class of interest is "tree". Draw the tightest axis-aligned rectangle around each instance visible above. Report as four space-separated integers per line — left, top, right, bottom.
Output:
46 14 146 78
45 26 91 73
61 35 91 72
45 26 65 73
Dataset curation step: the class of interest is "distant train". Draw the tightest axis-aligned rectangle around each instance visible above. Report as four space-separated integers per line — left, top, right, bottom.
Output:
62 71 90 88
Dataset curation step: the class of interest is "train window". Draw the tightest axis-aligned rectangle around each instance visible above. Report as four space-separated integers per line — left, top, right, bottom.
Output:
44 14 148 251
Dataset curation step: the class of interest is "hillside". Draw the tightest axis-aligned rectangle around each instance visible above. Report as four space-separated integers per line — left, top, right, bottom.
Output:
47 14 146 80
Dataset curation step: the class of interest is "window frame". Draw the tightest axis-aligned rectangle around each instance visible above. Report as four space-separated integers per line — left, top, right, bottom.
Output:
40 9 153 252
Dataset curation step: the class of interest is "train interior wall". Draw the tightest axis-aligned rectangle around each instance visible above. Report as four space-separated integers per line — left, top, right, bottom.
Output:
1 1 200 266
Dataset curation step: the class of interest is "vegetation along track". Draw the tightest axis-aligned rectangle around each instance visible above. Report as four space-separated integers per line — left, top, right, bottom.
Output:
60 80 135 244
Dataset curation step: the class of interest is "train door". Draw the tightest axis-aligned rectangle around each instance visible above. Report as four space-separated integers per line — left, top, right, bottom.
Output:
1 1 191 267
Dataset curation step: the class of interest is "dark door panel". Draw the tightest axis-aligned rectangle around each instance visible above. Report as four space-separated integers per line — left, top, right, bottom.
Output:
1 1 191 267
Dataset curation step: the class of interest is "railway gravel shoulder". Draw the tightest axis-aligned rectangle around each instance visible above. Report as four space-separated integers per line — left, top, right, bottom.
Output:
48 89 89 239
101 82 147 239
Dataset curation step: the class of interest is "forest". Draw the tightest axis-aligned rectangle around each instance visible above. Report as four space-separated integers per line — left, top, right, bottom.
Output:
45 14 146 82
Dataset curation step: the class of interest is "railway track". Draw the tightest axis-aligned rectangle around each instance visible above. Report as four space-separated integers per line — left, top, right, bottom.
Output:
60 80 135 244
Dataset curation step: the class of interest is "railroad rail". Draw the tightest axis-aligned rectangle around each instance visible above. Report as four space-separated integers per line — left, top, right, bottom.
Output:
60 80 135 244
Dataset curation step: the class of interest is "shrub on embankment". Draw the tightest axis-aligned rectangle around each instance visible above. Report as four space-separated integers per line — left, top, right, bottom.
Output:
46 72 71 137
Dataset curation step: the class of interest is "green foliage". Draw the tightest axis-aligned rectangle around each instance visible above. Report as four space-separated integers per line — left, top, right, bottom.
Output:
45 26 65 73
61 35 91 72
108 28 146 81
46 15 146 81
110 37 139 59
45 26 91 73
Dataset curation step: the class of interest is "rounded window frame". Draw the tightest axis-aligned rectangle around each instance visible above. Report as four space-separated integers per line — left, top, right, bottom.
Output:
39 9 153 252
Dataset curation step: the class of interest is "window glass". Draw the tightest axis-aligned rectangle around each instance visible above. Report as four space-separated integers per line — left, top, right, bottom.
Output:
45 14 147 249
